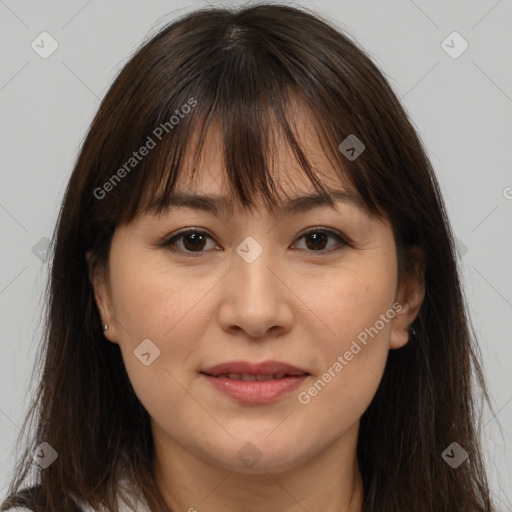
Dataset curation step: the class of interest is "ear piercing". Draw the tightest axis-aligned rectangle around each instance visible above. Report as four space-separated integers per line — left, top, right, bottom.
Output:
103 324 108 332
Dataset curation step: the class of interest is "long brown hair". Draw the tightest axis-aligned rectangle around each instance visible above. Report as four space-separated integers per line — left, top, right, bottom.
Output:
2 3 495 511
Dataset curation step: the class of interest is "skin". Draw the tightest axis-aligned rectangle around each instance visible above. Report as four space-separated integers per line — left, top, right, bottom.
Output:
87 109 424 512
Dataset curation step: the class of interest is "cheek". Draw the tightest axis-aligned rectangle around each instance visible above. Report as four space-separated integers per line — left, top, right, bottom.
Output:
294 253 397 418
298 257 398 354
109 250 204 340
107 251 215 411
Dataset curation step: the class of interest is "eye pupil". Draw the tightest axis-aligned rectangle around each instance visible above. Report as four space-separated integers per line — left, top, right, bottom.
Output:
305 232 328 251
183 233 206 251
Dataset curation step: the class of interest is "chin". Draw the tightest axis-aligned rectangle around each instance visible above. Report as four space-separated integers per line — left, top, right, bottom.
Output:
201 435 315 475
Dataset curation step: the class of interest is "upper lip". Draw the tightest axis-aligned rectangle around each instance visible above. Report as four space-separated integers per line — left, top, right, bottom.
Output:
200 360 309 377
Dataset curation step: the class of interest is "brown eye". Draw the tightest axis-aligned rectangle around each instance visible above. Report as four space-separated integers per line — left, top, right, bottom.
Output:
180 232 207 251
292 229 348 252
161 229 218 255
160 227 349 257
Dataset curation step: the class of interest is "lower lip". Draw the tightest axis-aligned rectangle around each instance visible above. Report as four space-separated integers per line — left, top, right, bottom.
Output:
201 374 308 403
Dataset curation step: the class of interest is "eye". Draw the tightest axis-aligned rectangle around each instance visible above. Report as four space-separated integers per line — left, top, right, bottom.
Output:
292 228 349 252
160 227 349 256
160 228 218 256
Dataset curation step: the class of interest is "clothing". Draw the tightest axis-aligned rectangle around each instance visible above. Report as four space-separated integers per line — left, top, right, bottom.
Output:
2 477 151 512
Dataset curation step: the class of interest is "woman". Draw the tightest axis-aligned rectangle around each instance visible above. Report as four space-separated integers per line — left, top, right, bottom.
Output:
1 3 496 511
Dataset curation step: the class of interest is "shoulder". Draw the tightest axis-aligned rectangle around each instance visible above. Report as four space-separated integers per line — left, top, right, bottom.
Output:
1 477 149 512
1 485 39 511
1 485 84 512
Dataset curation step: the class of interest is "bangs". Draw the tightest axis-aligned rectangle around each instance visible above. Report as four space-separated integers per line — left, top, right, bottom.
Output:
109 88 377 229
136 88 376 223
86 6 406 248
86 17 388 230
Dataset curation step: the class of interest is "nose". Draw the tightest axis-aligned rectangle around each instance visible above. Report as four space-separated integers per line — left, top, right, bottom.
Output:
216 240 294 340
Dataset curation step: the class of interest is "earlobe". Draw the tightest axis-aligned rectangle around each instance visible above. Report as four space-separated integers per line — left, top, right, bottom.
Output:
389 246 425 350
389 302 421 349
85 251 118 342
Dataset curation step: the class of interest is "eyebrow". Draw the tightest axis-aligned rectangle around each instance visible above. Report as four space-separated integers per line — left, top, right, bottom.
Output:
146 189 369 216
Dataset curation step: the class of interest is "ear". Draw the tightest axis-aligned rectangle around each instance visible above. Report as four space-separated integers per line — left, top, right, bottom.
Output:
85 251 119 343
389 246 425 350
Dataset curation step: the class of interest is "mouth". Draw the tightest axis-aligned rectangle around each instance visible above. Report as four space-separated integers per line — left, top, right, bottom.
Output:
200 359 310 379
199 360 310 403
203 372 308 381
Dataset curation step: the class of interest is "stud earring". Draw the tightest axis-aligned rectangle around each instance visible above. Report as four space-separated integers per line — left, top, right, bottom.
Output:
103 324 108 332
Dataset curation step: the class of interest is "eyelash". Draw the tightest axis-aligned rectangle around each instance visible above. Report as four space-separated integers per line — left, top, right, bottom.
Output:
159 227 350 257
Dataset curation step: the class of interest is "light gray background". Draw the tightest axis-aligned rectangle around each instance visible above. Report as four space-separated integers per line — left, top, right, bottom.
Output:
1 0 511 509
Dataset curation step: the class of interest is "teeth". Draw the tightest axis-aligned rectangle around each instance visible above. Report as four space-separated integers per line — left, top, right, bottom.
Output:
255 374 275 381
217 373 292 380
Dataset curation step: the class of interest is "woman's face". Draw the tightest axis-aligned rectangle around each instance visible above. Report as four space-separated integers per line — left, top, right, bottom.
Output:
89 115 422 475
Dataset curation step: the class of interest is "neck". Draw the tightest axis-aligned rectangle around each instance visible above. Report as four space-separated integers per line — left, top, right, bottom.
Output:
152 421 364 512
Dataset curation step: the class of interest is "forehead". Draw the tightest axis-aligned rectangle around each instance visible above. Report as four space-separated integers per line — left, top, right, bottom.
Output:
137 93 374 221
172 111 354 208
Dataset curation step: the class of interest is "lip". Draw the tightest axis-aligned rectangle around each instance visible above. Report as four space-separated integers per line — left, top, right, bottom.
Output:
202 374 309 403
201 360 308 377
200 360 310 404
